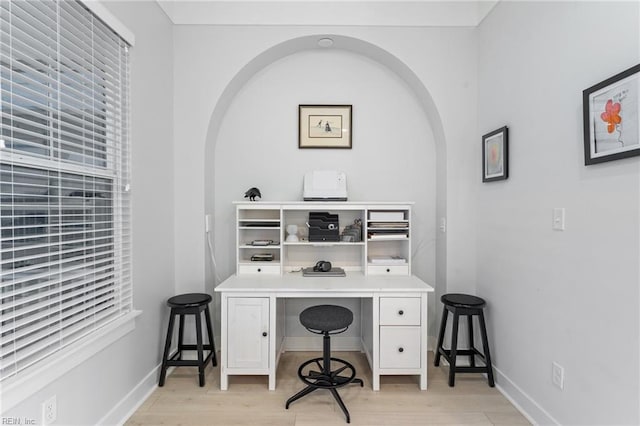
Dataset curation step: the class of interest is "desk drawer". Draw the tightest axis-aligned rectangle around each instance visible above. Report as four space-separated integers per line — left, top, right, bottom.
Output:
368 265 409 275
238 264 280 275
380 326 421 369
379 297 421 325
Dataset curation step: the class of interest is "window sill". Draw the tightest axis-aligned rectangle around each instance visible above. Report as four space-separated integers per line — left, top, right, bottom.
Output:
0 310 142 412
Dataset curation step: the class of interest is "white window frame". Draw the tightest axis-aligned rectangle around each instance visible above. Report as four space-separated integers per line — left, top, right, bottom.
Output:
0 0 138 410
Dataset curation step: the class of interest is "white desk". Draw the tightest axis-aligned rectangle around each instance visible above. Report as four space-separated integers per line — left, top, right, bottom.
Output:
215 272 434 391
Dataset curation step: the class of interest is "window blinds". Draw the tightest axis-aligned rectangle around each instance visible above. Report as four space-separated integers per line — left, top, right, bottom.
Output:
0 0 131 381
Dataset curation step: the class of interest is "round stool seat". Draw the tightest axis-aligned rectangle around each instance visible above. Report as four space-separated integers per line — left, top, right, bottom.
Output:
441 293 486 309
167 293 212 308
300 304 353 332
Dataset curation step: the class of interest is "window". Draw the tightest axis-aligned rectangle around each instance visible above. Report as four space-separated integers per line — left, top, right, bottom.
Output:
0 0 131 382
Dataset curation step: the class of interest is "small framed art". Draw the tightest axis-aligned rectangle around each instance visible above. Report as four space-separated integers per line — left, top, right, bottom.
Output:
482 126 508 182
299 105 352 149
583 64 640 165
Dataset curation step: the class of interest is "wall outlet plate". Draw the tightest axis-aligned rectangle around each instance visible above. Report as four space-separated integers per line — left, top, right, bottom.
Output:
552 362 564 390
42 395 57 425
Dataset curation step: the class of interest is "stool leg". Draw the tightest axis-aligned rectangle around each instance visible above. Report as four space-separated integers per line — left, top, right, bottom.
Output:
204 305 217 367
434 306 448 366
468 314 476 367
195 311 205 387
159 310 176 387
448 311 460 387
177 314 185 359
478 310 495 387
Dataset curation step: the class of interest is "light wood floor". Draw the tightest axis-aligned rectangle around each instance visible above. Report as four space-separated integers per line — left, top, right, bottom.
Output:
125 351 530 426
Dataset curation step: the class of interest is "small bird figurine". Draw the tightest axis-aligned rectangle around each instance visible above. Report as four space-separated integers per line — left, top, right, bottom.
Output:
244 187 261 201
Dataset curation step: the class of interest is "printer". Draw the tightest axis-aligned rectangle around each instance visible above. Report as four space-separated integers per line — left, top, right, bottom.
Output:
303 170 347 201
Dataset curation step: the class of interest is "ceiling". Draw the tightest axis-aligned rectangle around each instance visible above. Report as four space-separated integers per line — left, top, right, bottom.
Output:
156 0 499 26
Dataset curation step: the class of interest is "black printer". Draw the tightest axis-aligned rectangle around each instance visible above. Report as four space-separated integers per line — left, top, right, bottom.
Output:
307 212 339 242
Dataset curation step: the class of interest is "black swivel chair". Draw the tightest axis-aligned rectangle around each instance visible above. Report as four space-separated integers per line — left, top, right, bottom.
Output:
285 304 363 423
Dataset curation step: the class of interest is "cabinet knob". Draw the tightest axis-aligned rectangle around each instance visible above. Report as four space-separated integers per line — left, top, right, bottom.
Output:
398 310 404 315
398 347 404 353
257 268 262 272
386 268 391 273
262 332 268 337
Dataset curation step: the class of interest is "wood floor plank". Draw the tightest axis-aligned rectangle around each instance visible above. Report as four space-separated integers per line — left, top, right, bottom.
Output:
125 351 530 426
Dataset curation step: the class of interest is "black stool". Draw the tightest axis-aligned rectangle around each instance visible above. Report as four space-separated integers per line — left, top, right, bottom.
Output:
159 293 217 387
285 305 363 423
434 293 495 387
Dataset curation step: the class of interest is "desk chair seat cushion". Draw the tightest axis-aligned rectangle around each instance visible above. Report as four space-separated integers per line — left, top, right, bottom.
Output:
167 293 212 308
441 293 485 309
300 304 353 332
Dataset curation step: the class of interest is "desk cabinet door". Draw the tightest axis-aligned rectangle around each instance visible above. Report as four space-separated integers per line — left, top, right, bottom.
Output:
227 297 269 369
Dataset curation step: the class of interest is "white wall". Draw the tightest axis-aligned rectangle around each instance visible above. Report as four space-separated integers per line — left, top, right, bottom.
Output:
213 48 436 337
477 2 640 424
174 25 479 341
2 2 175 424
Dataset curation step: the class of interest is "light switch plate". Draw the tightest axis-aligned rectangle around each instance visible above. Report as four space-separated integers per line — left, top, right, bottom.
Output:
552 208 565 231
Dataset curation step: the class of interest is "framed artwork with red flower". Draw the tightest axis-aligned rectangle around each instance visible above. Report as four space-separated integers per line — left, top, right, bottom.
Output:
482 126 508 182
583 64 640 165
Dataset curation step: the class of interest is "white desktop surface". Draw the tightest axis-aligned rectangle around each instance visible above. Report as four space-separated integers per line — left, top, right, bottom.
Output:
215 272 434 294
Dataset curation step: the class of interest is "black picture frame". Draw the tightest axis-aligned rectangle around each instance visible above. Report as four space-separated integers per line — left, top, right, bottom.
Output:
583 64 640 165
482 126 508 182
298 105 352 149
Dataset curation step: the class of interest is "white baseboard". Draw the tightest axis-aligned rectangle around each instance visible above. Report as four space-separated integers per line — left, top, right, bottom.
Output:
98 363 161 426
427 335 436 352
435 352 557 425
492 365 559 425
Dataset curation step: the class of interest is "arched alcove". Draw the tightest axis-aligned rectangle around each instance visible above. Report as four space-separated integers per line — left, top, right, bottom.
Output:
203 34 448 338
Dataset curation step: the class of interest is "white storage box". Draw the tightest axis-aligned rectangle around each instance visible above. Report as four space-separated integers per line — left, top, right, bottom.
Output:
368 211 405 221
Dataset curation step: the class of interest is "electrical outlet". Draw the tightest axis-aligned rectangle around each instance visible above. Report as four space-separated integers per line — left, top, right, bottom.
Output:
42 395 57 425
552 362 564 390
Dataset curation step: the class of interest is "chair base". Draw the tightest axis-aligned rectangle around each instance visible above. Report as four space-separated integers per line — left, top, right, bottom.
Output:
286 356 363 423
